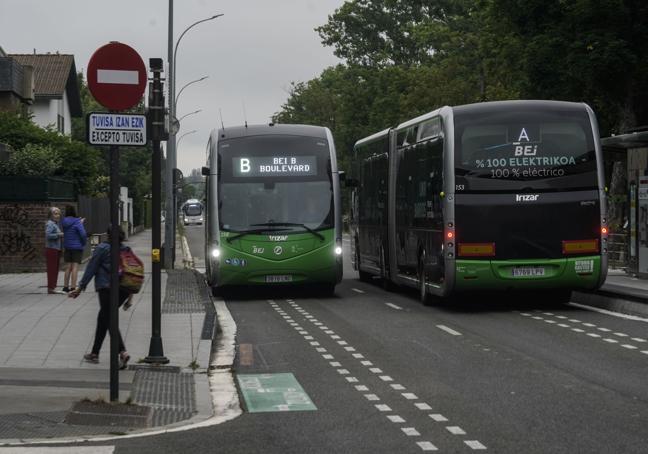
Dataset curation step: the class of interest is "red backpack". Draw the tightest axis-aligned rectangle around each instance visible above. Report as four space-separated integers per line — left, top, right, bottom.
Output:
119 247 145 293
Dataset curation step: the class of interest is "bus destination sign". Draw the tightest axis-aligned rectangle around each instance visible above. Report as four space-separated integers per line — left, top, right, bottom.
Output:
86 112 147 146
233 156 317 177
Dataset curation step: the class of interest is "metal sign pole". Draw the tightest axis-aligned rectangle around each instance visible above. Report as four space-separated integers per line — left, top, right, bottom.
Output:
109 144 120 402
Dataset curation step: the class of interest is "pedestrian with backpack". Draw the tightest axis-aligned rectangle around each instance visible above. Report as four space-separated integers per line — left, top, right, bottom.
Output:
68 225 144 369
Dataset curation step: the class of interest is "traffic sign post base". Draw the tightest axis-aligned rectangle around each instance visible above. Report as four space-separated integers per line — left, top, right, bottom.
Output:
144 336 169 364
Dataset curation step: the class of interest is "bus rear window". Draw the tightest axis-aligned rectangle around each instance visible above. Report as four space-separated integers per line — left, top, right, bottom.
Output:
454 109 598 191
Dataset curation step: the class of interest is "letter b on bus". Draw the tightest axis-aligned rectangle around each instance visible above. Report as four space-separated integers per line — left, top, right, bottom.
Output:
240 158 250 173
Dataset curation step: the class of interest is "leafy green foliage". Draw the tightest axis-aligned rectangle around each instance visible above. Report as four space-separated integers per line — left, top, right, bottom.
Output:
0 110 102 194
0 143 61 176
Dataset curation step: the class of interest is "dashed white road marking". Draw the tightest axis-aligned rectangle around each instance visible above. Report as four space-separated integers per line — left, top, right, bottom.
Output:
572 328 585 333
329 361 341 367
391 384 406 390
415 403 432 410
355 385 369 391
569 302 648 322
446 426 466 435
631 337 646 343
614 332 628 337
380 375 394 382
369 368 383 374
429 414 448 422
344 346 357 352
0 449 116 453
345 377 359 383
375 404 392 412
352 288 366 294
604 338 619 344
322 354 334 359
642 350 648 355
436 325 462 336
386 303 404 310
402 427 421 436
387 415 405 423
586 333 601 338
465 440 488 450
364 394 380 401
352 353 365 359
402 393 418 400
622 344 638 350
337 369 350 375
417 441 439 451
361 360 373 366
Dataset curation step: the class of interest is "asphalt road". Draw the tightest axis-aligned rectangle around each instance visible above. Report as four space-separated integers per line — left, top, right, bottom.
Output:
48 227 648 453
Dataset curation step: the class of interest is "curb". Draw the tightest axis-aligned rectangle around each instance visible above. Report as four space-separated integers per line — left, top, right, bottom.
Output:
181 234 194 269
572 290 648 318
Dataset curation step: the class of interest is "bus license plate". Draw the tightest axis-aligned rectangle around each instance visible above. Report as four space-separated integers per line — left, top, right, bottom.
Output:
512 267 545 277
265 275 293 283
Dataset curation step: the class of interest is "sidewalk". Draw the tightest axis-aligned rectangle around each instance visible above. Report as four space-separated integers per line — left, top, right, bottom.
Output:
573 268 648 317
0 229 217 441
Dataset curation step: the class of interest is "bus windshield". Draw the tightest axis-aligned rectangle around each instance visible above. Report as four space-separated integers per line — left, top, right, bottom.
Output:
218 135 333 232
184 204 202 216
454 107 598 191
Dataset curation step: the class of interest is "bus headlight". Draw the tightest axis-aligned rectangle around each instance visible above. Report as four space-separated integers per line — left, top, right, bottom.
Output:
335 246 343 256
211 248 221 258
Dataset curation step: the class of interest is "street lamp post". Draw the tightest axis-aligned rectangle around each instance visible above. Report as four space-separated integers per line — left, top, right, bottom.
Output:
165 4 223 269
178 109 202 124
176 76 208 110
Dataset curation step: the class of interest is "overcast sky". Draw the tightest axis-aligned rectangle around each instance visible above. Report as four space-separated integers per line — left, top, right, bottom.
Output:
0 0 345 174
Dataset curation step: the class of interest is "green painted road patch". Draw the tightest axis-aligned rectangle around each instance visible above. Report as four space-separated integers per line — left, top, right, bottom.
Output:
237 373 317 413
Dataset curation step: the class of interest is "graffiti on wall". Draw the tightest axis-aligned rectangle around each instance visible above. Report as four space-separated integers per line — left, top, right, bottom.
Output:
0 204 41 261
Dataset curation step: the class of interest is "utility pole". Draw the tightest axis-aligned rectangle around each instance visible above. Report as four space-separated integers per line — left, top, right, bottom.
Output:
164 0 175 269
145 58 169 365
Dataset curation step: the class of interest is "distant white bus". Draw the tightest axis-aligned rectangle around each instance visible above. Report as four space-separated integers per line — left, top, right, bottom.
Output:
181 199 204 225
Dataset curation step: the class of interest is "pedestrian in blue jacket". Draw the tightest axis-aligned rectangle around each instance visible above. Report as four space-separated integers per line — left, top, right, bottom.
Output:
69 224 131 368
62 205 87 292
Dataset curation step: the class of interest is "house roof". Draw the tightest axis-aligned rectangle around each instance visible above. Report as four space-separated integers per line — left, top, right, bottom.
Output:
8 53 82 116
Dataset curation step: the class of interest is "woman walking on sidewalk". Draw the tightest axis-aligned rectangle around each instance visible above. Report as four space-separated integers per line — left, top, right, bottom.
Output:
68 225 131 369
44 207 64 294
62 205 87 292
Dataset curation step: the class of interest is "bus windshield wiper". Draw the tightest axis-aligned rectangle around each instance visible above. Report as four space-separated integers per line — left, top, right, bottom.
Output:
226 228 289 243
251 222 325 241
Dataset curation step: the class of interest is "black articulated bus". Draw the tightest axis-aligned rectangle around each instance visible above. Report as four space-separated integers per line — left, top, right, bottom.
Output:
350 100 608 304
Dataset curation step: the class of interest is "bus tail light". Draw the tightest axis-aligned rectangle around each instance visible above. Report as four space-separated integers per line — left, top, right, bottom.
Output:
562 239 599 255
458 243 496 257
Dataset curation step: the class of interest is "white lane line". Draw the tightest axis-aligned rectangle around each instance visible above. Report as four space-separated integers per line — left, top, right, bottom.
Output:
568 319 581 323
621 344 638 350
544 320 556 324
386 303 404 310
569 302 648 322
361 360 374 366
597 327 611 332
364 394 380 401
310 341 321 346
603 338 619 343
446 426 466 435
304 336 314 340
375 404 392 412
355 385 369 392
387 415 405 423
436 325 462 336
556 315 568 319
532 316 543 320
337 369 350 375
402 393 418 400
380 376 394 382
613 332 629 337
331 335 341 339
402 427 421 436
558 324 570 328
337 340 348 345
415 403 432 410
346 377 359 383
582 322 596 327
329 362 341 367
352 353 365 359
465 440 488 450
344 346 357 352
352 288 366 294
391 384 406 390
320 326 329 330
631 337 646 343
322 354 334 359
586 333 601 338
325 330 335 334
0 449 116 453
572 328 585 333
316 347 327 353
417 441 439 451
369 368 383 374
641 351 648 355
429 414 448 422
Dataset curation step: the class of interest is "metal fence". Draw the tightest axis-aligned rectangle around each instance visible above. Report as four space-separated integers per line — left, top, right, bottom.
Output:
607 233 628 270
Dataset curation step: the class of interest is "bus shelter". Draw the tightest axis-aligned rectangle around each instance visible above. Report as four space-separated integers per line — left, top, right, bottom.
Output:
602 129 648 278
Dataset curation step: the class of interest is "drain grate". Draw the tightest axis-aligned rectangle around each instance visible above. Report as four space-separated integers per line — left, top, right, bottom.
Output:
131 368 196 426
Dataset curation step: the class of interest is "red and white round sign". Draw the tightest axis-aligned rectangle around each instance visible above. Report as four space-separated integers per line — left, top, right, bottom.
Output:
87 42 146 111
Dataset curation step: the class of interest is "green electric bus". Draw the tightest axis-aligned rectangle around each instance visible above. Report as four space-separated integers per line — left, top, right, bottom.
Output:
203 124 343 295
350 100 608 303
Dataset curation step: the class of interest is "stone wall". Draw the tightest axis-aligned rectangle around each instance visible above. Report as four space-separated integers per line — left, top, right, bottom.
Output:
0 202 74 273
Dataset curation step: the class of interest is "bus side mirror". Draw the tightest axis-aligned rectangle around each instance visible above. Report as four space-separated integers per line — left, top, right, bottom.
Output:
201 166 210 176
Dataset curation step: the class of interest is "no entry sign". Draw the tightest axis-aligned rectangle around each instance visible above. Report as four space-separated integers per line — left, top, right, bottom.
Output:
87 42 146 111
